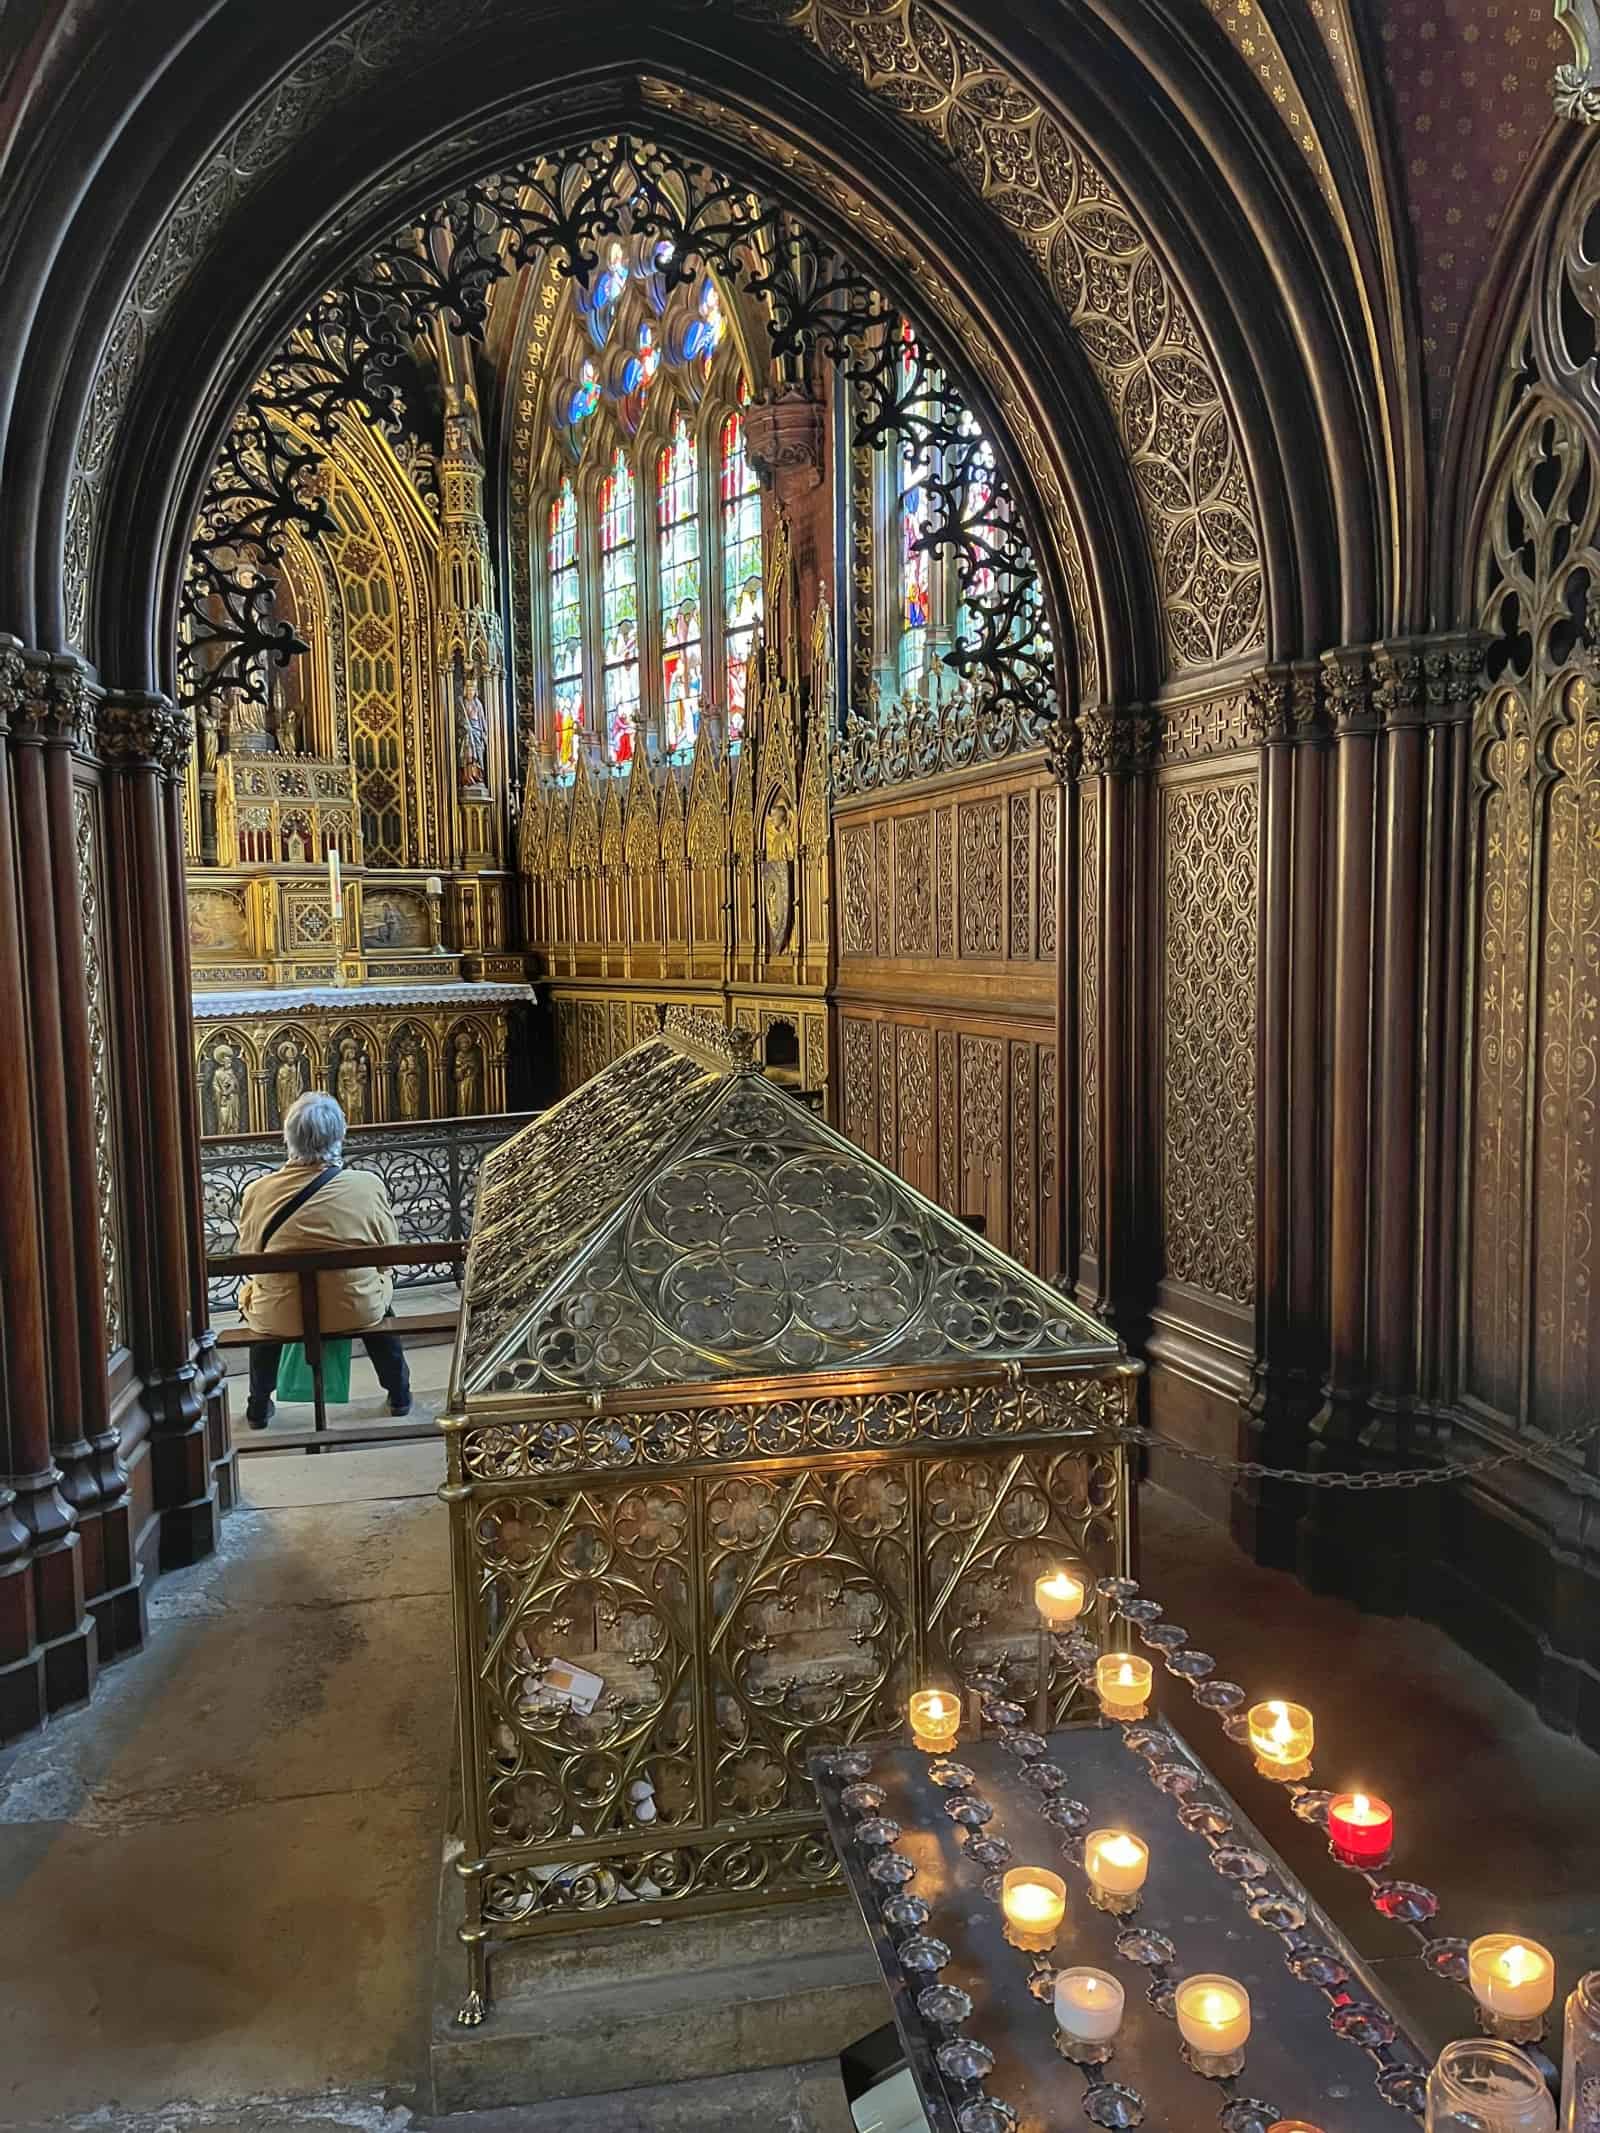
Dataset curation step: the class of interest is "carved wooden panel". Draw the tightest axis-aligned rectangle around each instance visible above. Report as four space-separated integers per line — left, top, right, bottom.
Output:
1039 1045 1058 1277
938 1027 958 1212
878 1020 895 1164
1159 773 1259 1304
1009 1039 1035 1267
936 804 956 960
896 1023 933 1195
894 812 933 956
840 823 875 958
1008 793 1032 961
842 1015 877 1155
958 799 1004 959
1037 787 1058 961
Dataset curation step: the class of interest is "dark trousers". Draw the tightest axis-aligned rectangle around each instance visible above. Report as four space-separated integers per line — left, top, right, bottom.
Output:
247 1328 411 1420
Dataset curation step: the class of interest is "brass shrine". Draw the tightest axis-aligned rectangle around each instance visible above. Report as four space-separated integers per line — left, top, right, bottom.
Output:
442 1010 1137 2021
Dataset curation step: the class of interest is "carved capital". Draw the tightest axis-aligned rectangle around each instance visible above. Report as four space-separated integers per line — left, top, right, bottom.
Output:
97 691 193 778
1240 661 1326 746
1319 645 1378 736
742 387 825 501
1077 707 1157 778
1373 632 1487 728
0 640 96 749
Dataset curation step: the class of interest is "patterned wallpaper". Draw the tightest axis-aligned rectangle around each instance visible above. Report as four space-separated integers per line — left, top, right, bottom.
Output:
1375 0 1564 454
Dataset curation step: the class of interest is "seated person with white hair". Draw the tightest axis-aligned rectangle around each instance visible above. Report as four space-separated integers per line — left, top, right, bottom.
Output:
236 1090 412 1428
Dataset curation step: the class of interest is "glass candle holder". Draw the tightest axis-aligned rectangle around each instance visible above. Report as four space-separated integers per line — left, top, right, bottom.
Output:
1470 1936 1557 2041
1096 1653 1153 1720
909 1688 961 1753
1175 1974 1251 2077
1054 1966 1124 2065
1328 1790 1393 1865
1560 1970 1600 2133
1426 2039 1556 2133
1001 1866 1067 1952
1084 1828 1149 1915
1247 1698 1314 1780
1035 1569 1087 1627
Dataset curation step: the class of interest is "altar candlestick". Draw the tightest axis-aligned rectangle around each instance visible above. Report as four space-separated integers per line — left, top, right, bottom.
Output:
328 846 343 918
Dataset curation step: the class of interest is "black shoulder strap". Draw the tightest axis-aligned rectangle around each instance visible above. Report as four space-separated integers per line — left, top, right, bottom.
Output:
259 1166 339 1251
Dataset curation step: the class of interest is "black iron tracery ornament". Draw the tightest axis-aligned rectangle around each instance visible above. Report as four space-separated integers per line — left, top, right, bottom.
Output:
178 133 1056 756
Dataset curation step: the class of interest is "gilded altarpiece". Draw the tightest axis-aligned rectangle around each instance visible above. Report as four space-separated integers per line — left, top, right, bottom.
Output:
523 624 832 1103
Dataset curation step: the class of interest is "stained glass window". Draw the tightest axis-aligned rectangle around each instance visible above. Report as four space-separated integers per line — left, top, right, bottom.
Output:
658 414 702 754
548 479 583 773
599 448 640 764
955 411 998 656
720 399 762 743
897 322 933 698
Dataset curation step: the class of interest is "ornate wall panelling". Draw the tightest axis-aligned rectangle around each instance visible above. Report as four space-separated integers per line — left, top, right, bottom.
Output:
1460 187 1600 1440
832 756 1059 1276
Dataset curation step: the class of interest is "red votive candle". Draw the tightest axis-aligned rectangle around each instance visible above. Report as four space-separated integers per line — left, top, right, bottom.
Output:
1328 1790 1393 1864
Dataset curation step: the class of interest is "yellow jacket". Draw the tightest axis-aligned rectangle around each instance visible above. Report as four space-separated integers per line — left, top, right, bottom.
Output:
236 1161 399 1340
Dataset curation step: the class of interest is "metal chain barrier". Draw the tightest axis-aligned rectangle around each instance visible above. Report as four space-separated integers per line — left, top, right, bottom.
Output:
1042 1397 1600 1492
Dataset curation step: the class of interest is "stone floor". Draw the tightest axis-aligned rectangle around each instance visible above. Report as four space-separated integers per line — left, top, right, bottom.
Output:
1 1412 1596 2132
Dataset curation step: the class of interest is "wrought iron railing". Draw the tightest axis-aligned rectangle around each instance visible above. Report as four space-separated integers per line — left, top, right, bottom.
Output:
201 1111 533 1311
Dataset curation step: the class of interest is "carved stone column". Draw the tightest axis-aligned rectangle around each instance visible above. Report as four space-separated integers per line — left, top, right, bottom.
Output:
23 655 143 1657
0 639 88 1721
1301 634 1485 1605
1236 663 1328 1560
1073 707 1156 1335
98 691 221 1565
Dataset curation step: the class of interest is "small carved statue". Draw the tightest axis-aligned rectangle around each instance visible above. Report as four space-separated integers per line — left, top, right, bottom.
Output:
457 678 490 793
209 1042 242 1136
453 1031 483 1115
397 1038 424 1121
336 1038 370 1126
274 1039 307 1125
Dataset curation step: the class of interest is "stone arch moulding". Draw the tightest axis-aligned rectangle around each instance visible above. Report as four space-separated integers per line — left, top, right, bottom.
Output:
90 81 1131 735
35 0 1372 729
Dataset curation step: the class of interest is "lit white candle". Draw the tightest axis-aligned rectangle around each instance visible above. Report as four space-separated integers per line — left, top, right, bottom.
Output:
1096 1653 1153 1719
1469 1937 1555 2023
1000 1866 1066 1952
1247 1697 1314 1779
908 1688 960 1753
327 846 342 917
1054 1967 1124 2045
1176 1975 1251 2064
1035 1569 1086 1627
1084 1828 1149 1899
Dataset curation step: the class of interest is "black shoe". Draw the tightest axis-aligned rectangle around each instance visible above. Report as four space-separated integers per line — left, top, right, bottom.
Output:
247 1401 275 1431
388 1394 413 1417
